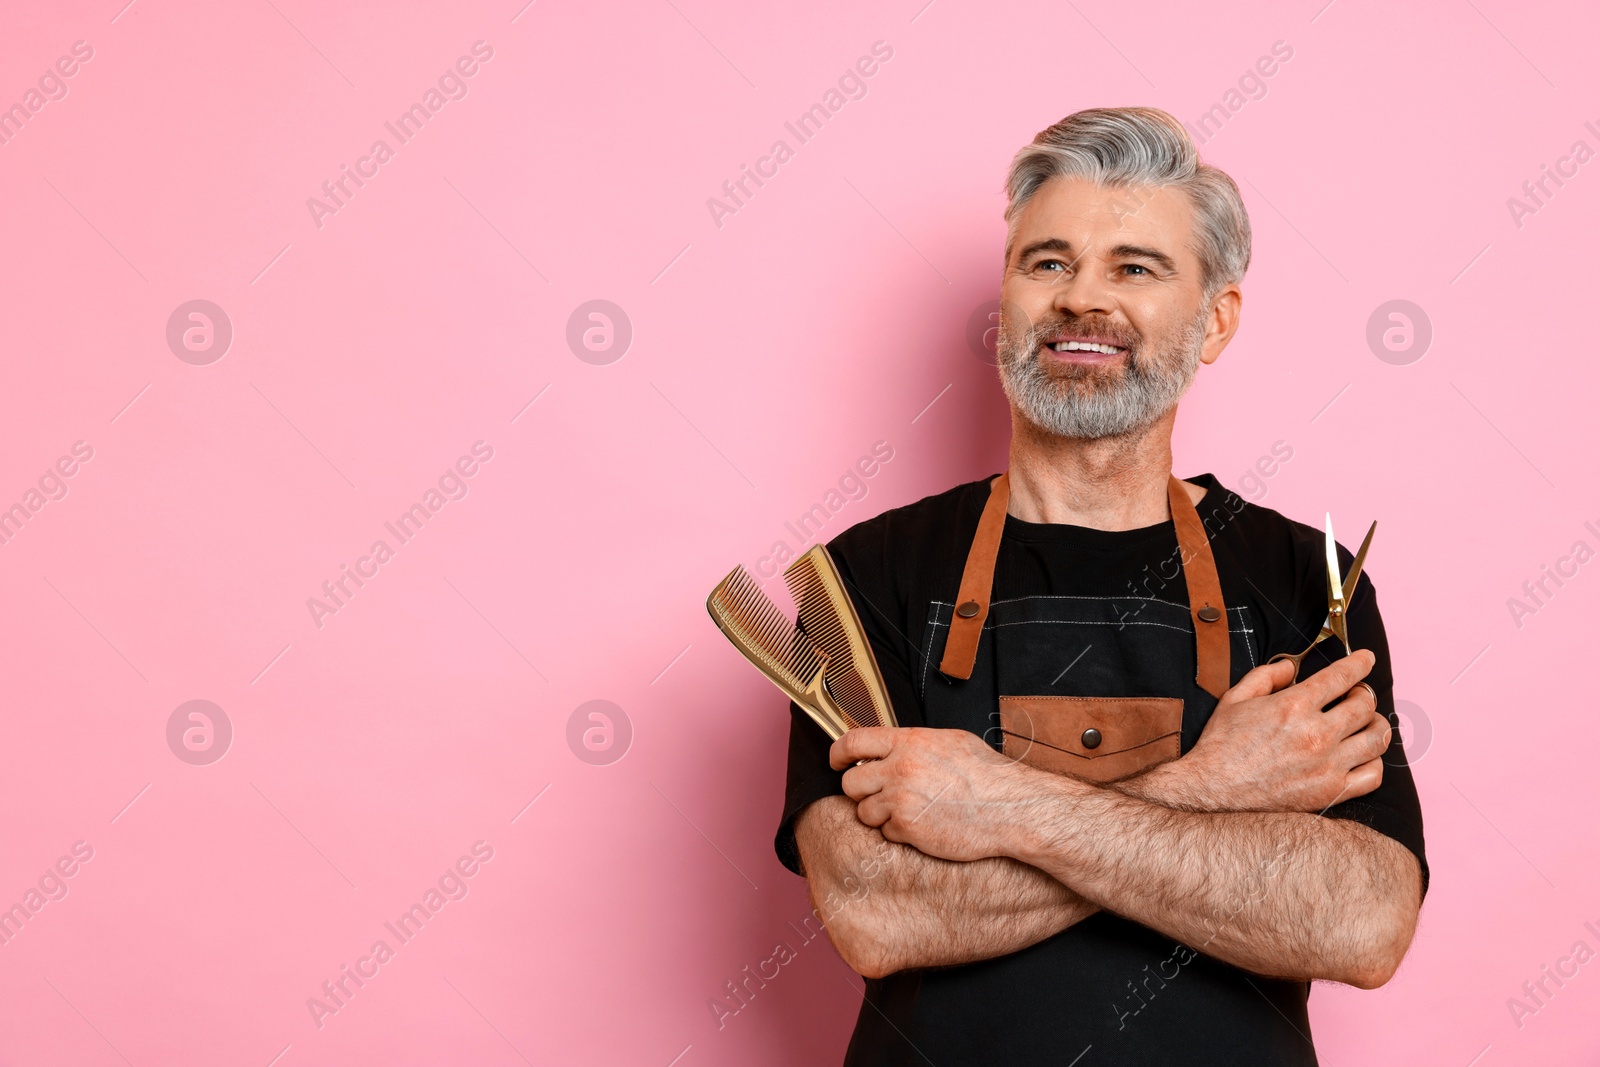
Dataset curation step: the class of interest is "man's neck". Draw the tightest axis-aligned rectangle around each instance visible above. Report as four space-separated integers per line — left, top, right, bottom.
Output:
1006 408 1195 531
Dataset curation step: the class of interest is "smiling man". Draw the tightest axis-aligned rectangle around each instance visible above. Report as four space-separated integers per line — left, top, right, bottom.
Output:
775 108 1427 1065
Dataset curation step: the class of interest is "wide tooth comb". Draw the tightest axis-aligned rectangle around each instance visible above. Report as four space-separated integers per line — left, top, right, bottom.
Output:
784 545 897 730
707 565 848 739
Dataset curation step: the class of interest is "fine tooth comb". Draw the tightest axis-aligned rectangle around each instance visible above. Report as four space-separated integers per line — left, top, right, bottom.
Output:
784 545 898 731
706 565 849 740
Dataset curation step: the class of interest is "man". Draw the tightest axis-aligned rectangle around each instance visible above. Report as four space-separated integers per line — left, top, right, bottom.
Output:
774 107 1427 1065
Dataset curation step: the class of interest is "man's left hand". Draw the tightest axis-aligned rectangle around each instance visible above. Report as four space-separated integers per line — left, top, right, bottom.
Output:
830 727 1036 862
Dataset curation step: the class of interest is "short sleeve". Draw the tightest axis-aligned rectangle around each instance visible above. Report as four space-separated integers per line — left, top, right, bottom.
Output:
773 702 846 876
1299 558 1430 898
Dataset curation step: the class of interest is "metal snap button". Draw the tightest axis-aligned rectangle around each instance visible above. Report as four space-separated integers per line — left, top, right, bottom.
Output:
1081 728 1102 749
956 600 980 618
1197 605 1222 623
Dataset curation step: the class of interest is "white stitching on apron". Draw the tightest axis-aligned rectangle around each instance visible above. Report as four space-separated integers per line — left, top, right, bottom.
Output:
920 599 1258 696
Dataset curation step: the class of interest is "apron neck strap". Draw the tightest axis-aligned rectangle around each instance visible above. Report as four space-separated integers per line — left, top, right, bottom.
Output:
937 472 1231 699
1168 475 1231 699
936 473 1011 682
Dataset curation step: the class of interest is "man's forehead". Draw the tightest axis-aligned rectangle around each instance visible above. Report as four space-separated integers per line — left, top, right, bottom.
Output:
1009 176 1194 259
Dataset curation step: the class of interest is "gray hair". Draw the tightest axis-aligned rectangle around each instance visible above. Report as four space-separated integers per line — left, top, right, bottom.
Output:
1003 107 1251 300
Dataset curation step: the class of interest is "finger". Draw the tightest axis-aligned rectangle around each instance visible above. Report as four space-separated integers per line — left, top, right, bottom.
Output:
829 726 900 771
855 794 890 829
1341 757 1384 802
1292 649 1376 708
1336 712 1392 767
840 759 888 801
1224 658 1299 703
1321 681 1379 739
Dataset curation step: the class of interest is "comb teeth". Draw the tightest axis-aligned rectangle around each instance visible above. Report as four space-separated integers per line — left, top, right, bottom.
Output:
825 670 877 731
786 555 881 730
708 566 824 691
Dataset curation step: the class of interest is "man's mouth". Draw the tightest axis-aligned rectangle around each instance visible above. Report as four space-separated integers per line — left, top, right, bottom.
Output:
1041 337 1130 362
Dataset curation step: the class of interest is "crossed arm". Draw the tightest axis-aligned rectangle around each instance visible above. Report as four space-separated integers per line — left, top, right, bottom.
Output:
794 653 1422 986
796 795 1094 977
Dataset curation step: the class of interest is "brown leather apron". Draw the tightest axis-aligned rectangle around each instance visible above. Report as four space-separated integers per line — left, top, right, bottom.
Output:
930 472 1235 782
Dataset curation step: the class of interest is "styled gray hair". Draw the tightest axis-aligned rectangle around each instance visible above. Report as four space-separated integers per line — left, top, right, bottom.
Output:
1003 107 1251 300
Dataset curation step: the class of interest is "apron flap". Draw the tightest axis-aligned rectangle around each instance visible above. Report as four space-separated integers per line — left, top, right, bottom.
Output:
997 695 1183 783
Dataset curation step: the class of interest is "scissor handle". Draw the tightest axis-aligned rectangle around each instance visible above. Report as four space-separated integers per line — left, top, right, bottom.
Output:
1267 649 1306 682
1267 622 1340 683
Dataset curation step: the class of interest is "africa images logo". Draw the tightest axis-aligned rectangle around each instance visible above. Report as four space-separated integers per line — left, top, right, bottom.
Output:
305 42 496 230
705 41 894 229
306 841 496 1029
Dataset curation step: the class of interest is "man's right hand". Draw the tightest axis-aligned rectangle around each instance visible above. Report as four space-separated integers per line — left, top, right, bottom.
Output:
1123 651 1391 814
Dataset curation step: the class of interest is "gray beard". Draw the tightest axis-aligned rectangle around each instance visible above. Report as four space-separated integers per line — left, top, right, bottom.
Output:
996 305 1207 440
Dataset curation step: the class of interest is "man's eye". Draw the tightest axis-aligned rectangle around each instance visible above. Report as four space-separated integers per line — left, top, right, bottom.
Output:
1122 264 1150 275
1035 259 1066 273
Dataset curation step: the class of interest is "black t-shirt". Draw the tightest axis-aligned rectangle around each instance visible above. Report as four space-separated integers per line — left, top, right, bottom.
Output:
775 473 1428 1067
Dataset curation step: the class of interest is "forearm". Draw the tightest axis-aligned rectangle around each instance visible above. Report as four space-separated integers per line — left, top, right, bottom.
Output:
1006 774 1421 987
796 795 1098 978
1110 759 1230 811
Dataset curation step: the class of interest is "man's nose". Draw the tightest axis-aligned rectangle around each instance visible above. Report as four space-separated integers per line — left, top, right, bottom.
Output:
1052 255 1115 319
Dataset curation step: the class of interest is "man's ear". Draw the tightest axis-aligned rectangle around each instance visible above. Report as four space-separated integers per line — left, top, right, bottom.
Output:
1199 285 1243 366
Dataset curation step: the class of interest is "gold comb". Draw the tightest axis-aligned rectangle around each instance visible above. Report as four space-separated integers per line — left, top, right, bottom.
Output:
706 565 850 740
784 545 897 730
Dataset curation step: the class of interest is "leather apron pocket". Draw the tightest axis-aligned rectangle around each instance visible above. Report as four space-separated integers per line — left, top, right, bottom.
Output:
998 696 1182 783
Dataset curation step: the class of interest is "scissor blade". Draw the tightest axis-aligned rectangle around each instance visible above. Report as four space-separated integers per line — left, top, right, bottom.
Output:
1300 516 1377 658
1341 520 1377 604
1324 514 1350 655
1324 514 1343 613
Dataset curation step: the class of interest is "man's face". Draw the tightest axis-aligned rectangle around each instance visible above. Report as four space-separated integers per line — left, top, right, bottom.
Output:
996 176 1235 439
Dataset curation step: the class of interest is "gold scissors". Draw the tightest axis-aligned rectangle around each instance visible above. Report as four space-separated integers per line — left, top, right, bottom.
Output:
1268 514 1376 681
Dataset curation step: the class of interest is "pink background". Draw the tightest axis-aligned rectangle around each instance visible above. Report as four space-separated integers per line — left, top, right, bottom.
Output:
1 0 1597 1064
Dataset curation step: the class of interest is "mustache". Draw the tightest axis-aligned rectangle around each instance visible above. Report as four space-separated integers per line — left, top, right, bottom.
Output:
1029 316 1142 351
998 315 1145 376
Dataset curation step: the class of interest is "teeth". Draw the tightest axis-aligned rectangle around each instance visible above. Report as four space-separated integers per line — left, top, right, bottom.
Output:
1050 341 1123 354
